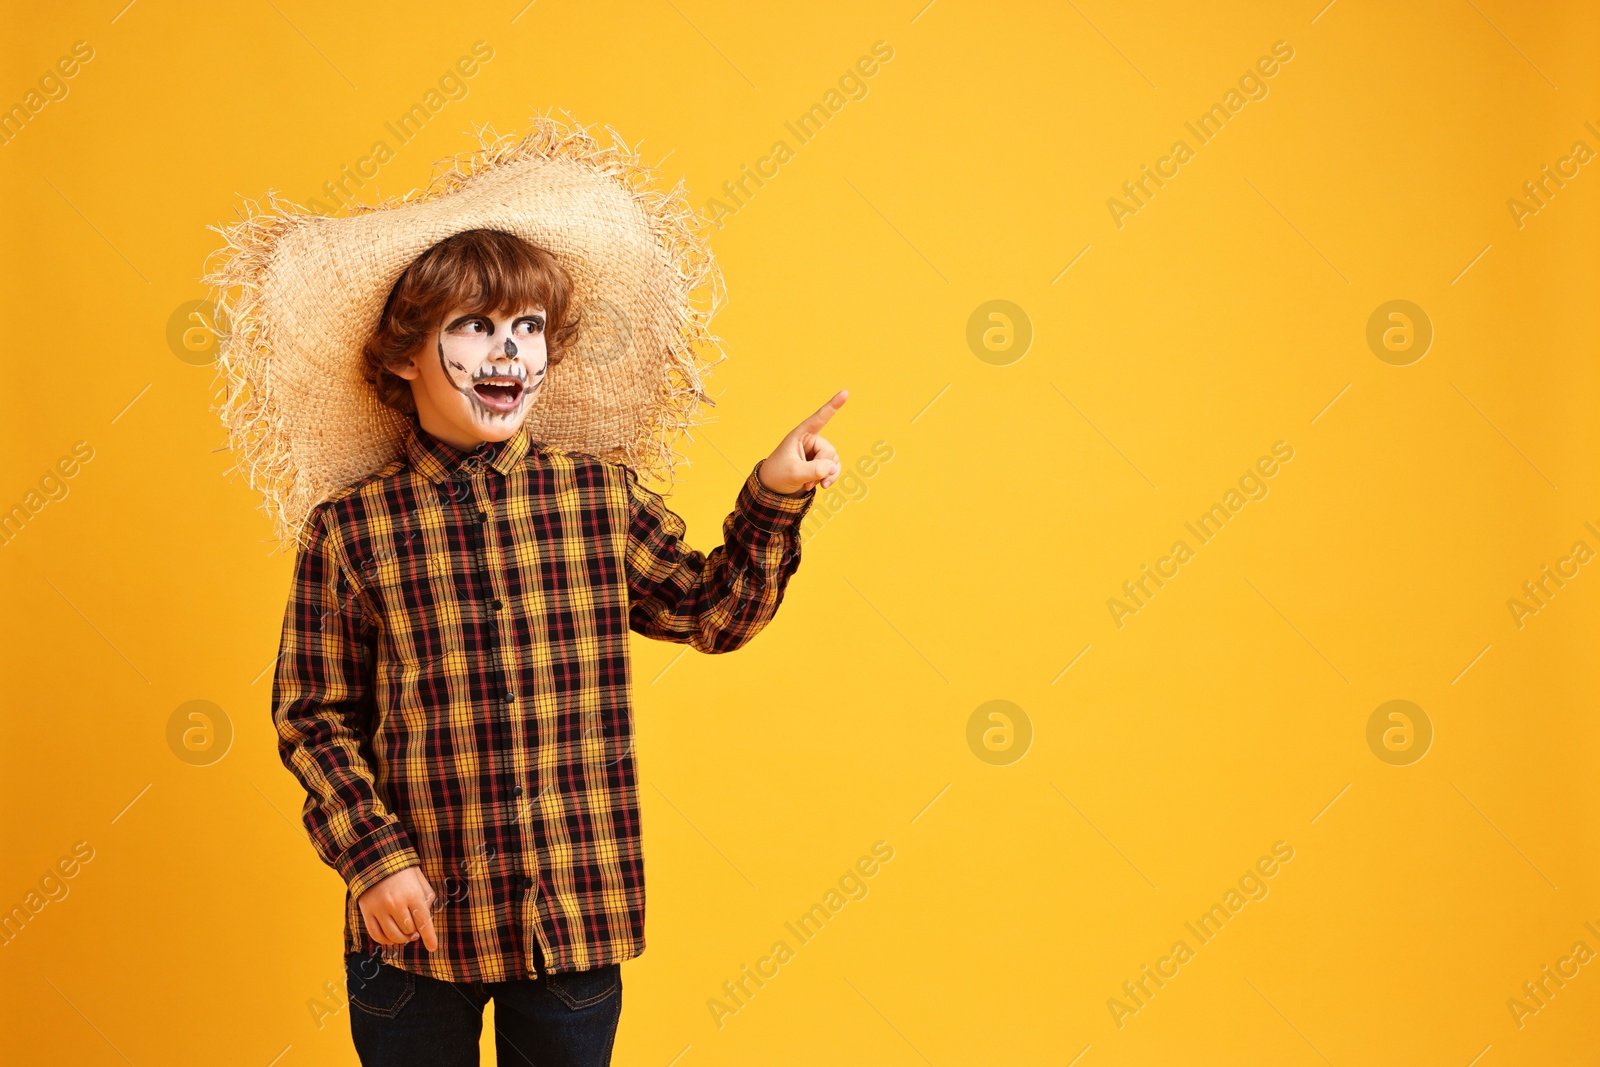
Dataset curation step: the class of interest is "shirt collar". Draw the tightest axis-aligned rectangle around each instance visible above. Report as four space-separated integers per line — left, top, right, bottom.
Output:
404 419 534 483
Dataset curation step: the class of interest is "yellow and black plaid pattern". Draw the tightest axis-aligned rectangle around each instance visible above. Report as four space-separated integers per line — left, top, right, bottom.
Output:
271 421 813 983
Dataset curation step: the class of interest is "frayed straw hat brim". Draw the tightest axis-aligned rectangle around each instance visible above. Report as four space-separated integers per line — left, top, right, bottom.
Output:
201 109 725 541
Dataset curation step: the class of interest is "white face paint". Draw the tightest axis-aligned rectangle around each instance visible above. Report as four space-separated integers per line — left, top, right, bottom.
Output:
398 305 549 449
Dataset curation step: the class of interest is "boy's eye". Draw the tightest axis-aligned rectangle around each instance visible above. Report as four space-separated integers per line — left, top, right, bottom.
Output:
514 316 545 335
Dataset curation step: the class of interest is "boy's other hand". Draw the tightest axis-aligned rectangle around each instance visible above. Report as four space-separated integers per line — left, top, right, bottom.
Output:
759 389 849 495
358 866 439 952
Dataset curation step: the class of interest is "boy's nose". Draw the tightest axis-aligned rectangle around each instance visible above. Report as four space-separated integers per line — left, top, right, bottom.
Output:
504 337 519 358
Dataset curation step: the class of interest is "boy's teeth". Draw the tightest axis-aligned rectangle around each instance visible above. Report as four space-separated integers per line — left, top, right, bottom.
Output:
473 380 524 404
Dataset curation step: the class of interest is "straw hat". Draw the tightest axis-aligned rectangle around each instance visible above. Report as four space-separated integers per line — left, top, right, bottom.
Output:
201 109 726 541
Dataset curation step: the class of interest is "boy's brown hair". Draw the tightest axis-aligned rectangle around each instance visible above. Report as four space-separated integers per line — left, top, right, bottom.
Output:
363 228 583 415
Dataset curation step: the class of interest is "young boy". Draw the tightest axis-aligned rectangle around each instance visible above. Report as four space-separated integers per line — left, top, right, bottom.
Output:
266 221 845 1063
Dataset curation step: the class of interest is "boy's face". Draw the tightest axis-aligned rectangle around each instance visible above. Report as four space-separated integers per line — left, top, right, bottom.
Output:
395 304 549 449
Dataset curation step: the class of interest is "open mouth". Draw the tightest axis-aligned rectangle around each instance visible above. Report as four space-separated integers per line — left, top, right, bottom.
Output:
472 377 525 413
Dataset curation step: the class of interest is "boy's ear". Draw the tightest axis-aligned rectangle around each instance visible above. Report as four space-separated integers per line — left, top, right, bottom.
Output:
391 345 422 381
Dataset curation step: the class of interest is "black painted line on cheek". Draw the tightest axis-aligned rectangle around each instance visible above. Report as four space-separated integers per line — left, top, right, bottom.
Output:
440 335 496 422
437 338 457 387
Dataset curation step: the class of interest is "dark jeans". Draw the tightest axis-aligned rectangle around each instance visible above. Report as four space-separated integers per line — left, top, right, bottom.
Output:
345 951 622 1066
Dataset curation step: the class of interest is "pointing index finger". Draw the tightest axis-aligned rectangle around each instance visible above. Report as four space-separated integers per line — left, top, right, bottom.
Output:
798 389 849 434
411 899 438 952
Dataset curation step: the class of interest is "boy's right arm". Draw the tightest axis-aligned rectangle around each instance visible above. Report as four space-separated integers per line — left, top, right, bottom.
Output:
271 507 423 906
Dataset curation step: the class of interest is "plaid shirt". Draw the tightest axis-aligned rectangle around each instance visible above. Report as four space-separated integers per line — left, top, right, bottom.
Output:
271 420 813 983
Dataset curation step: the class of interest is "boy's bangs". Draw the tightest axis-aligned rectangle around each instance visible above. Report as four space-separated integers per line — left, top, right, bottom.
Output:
451 247 557 317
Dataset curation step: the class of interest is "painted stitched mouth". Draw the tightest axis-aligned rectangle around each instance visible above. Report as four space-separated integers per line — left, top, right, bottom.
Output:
472 378 524 409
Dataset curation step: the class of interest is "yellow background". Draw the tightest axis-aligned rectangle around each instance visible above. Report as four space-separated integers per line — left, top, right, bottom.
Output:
3 1 1598 1064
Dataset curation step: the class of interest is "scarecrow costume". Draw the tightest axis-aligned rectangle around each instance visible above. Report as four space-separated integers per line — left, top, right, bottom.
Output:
201 111 816 1004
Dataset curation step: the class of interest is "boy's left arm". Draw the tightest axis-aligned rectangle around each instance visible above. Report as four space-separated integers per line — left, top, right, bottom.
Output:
625 390 847 652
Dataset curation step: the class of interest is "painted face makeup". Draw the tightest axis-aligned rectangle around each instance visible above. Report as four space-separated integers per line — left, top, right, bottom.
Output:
402 305 549 448
437 308 548 420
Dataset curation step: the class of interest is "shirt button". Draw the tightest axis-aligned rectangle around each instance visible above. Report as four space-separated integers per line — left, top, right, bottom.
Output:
503 690 515 704
491 599 504 611
477 511 488 524
513 785 523 797
522 875 534 889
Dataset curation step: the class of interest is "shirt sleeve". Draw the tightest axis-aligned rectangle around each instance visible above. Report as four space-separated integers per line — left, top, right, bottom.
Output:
271 505 421 901
625 459 814 652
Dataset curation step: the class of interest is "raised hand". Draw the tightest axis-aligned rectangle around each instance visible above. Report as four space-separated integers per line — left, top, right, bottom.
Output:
758 389 849 495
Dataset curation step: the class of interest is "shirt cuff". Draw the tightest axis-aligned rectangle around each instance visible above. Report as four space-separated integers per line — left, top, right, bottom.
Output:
741 460 815 533
337 821 423 901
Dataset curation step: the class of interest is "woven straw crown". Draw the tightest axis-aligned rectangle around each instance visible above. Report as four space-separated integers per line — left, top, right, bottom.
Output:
201 111 725 541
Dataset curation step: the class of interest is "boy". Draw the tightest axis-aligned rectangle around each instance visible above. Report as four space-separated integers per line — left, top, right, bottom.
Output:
228 122 846 1066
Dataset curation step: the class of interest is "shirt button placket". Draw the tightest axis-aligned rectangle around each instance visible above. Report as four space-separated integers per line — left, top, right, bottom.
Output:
470 463 540 929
